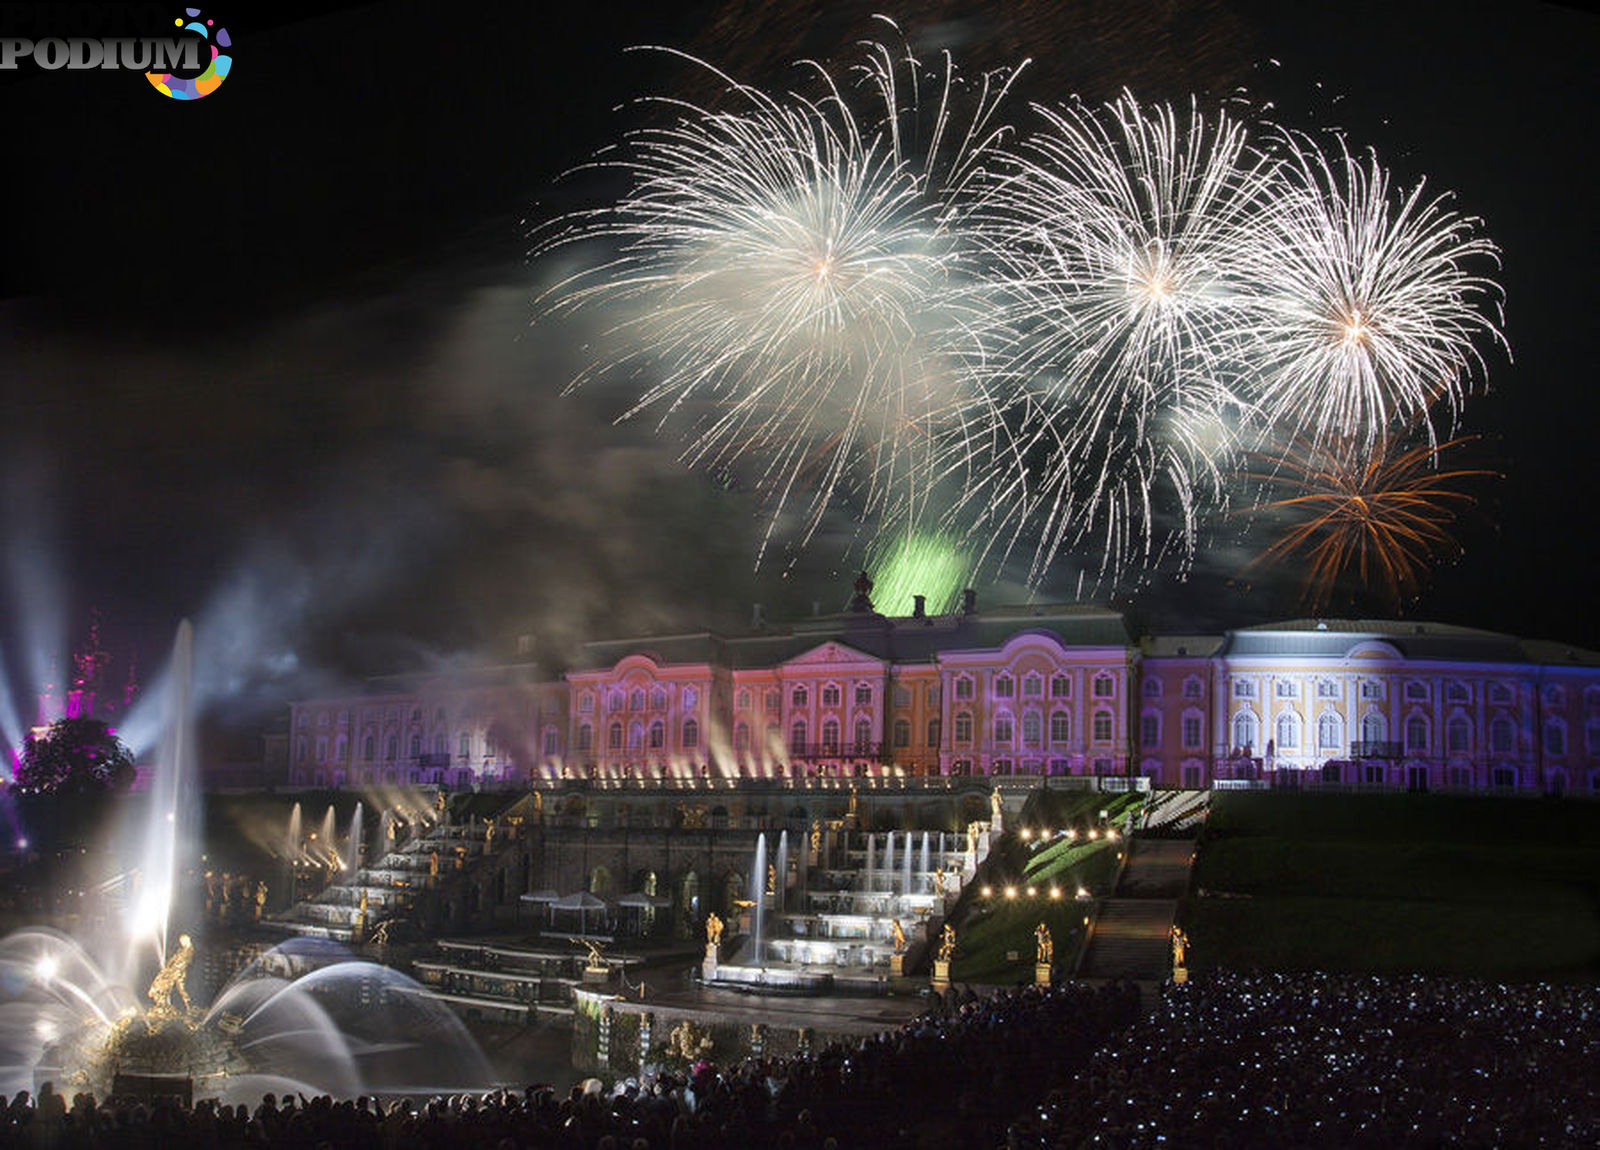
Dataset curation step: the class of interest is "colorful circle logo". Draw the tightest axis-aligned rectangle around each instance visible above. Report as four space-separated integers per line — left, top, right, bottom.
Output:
147 9 231 100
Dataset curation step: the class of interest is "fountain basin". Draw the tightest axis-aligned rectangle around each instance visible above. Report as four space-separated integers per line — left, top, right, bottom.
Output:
704 964 835 994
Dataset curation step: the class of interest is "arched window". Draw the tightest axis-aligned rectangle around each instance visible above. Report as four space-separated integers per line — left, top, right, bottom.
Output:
926 717 940 747
1318 712 1343 751
1141 712 1160 748
792 686 808 708
649 720 665 749
629 688 645 711
1051 674 1071 698
893 718 911 748
1490 717 1514 753
1023 711 1043 748
682 719 700 749
1093 710 1114 743
994 715 1013 743
853 718 872 753
544 729 559 756
608 722 623 751
764 689 780 712
363 736 375 761
458 732 471 758
1050 712 1071 744
651 687 666 710
734 723 750 752
954 711 973 744
737 690 751 711
628 722 644 751
1023 673 1043 698
854 683 872 706
1094 674 1115 698
821 684 841 707
1276 711 1300 751
1233 711 1258 752
821 719 840 754
995 674 1015 699
1405 715 1429 752
408 734 421 757
1143 677 1163 698
1447 716 1471 754
954 676 975 701
1544 719 1567 756
790 720 807 754
433 733 447 755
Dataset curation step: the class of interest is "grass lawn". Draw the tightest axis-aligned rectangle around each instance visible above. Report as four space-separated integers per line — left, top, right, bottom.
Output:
1186 791 1600 980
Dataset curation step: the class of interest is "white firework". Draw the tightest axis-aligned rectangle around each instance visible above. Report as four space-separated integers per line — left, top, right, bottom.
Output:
1238 131 1505 452
534 38 1024 559
965 92 1280 583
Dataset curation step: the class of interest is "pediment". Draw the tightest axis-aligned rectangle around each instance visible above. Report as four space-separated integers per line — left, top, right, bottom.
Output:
784 641 881 668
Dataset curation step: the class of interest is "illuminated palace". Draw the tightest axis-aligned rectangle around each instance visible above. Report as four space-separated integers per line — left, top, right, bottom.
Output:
286 581 1600 796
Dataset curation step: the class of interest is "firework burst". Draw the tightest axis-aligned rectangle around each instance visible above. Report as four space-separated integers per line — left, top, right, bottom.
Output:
1238 132 1506 450
534 36 1025 560
1239 433 1496 613
963 92 1280 584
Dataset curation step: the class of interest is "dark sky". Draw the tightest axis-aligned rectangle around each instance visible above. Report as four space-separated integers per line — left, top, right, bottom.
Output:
1 0 1595 739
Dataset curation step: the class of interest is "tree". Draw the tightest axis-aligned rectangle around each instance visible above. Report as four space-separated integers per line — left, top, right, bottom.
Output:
17 718 135 795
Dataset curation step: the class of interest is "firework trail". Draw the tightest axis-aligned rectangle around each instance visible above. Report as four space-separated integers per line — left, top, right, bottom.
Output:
534 33 1026 562
965 92 1281 584
1238 132 1506 451
1238 433 1495 613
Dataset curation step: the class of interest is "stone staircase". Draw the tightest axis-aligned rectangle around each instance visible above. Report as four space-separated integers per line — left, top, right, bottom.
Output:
1079 839 1197 980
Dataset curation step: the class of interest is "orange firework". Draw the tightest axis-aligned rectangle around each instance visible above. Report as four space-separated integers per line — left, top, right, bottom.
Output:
1241 434 1495 613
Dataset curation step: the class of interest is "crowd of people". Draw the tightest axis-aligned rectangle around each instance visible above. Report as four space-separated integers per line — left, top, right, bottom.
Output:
0 981 1140 1150
1007 970 1600 1149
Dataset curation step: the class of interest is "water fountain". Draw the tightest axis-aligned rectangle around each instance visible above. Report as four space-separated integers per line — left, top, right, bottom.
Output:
0 622 496 1101
344 802 364 880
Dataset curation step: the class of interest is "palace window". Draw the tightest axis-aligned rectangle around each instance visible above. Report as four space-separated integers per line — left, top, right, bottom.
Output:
854 719 872 754
1405 715 1429 753
1490 718 1514 754
1361 713 1386 745
927 717 941 748
734 724 750 753
1447 716 1471 754
544 729 559 756
1318 713 1342 751
628 723 644 752
1023 711 1043 748
1143 677 1163 698
792 686 809 708
822 684 841 707
1184 676 1204 699
1447 681 1470 704
1023 673 1043 698
608 723 623 751
363 736 375 761
955 676 975 701
1275 680 1299 699
1544 719 1566 756
855 683 872 706
577 724 593 753
1182 713 1203 750
1318 680 1339 699
894 685 911 707
995 674 1015 699
1141 713 1161 747
1489 682 1513 705
409 734 421 757
1050 713 1071 744
1360 680 1385 700
1276 711 1301 751
1233 711 1259 751
682 719 700 749
1094 674 1115 698
459 732 472 758
1093 710 1114 743
1051 674 1071 698
649 720 665 750
994 715 1014 744
1234 680 1256 699
765 689 780 712
955 712 973 744
737 690 751 712
893 718 911 748
1405 681 1429 701
651 688 667 710
630 689 645 712
579 693 594 713
822 720 840 754
1542 684 1565 708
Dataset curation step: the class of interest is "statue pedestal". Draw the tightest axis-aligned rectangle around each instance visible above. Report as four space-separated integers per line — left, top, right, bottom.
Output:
1172 966 1188 985
702 945 718 983
889 954 904 977
931 959 950 991
1035 962 1051 987
582 964 610 986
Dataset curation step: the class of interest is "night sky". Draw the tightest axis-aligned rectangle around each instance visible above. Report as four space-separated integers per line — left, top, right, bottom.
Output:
1 1 1595 741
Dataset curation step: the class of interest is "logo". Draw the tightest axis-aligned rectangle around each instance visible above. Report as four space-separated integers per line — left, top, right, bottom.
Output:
147 9 229 100
0 5 232 100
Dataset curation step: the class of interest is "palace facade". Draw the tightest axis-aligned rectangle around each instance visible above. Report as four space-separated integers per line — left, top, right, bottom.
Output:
285 588 1600 796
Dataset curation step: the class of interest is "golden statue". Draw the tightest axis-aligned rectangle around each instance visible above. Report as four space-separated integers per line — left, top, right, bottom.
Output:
1035 923 1053 965
358 888 369 927
810 819 822 853
484 820 496 850
990 787 1003 820
933 866 946 896
204 871 218 916
889 919 907 954
1171 926 1189 968
966 823 979 854
429 850 439 877
847 785 858 817
766 863 777 896
571 937 607 969
435 789 447 815
145 934 196 1027
937 924 956 964
669 1020 713 1063
705 912 723 946
253 881 268 923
